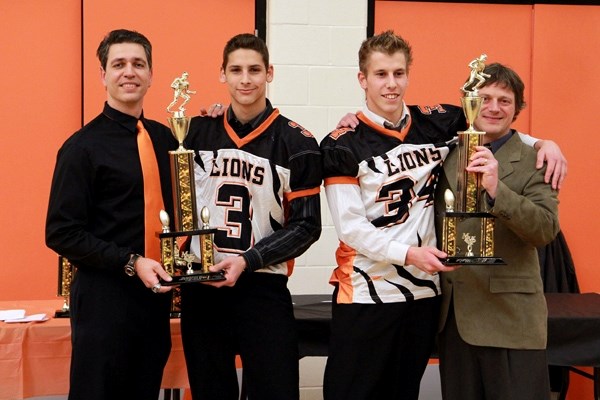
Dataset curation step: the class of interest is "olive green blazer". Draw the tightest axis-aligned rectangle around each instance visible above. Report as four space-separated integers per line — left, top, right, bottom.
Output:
435 133 560 349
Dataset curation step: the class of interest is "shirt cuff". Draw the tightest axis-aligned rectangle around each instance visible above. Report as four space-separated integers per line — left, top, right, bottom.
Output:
485 192 496 208
385 242 410 266
241 248 263 272
517 131 539 148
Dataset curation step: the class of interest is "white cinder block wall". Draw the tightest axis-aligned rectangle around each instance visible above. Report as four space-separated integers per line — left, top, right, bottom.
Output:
267 0 368 296
265 3 443 399
266 1 367 399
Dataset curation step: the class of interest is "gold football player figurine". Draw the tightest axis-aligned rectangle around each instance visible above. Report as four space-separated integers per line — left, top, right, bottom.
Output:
461 54 491 93
167 72 196 113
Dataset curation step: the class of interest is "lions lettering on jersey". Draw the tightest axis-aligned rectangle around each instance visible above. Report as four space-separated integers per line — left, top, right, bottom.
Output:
209 156 265 185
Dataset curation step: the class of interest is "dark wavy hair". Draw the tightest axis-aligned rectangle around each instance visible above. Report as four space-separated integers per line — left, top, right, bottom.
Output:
222 33 269 70
481 63 526 119
96 29 152 70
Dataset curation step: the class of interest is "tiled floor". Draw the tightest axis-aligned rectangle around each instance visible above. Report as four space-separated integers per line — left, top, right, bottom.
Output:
30 361 564 400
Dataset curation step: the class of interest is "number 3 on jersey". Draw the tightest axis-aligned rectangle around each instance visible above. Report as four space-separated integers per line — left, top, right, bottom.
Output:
371 176 416 228
214 183 253 251
371 167 438 229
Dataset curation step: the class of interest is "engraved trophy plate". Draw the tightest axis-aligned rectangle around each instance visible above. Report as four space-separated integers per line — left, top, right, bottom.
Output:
442 55 505 266
55 256 75 318
159 73 225 288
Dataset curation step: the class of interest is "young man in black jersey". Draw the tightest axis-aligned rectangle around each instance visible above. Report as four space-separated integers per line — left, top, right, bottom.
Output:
180 33 322 400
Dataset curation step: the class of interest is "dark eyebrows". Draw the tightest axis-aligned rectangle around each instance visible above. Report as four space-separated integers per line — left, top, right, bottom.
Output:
227 63 264 70
109 56 148 66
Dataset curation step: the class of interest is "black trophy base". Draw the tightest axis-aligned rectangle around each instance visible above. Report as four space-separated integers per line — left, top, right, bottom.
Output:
170 312 181 319
443 256 506 266
54 310 70 318
161 270 226 286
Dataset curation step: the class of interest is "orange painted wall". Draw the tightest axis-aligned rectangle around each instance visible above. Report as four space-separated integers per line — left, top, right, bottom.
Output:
375 2 600 398
81 0 253 124
1 1 82 298
0 0 253 301
530 6 600 398
375 2 533 133
530 5 600 294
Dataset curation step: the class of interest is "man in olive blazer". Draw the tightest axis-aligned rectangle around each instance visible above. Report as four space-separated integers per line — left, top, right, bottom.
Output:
435 63 560 400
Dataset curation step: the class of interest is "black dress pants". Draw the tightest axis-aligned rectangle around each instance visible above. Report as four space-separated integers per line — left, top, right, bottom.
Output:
181 272 299 400
68 269 172 400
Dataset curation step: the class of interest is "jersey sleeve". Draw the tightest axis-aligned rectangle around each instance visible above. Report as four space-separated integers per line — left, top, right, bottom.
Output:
244 122 323 271
325 182 410 266
288 135 322 192
320 130 360 180
244 193 321 271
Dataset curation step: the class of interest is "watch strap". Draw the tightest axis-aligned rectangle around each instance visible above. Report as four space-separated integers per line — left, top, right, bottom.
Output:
124 253 141 276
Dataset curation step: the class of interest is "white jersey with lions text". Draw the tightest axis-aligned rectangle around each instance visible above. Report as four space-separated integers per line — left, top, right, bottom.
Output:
321 109 461 304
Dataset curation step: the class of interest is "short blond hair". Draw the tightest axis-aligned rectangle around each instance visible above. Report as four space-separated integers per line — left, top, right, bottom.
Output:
358 30 413 74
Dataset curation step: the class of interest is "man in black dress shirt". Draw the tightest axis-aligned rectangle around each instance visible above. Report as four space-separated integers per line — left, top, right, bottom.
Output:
46 29 176 400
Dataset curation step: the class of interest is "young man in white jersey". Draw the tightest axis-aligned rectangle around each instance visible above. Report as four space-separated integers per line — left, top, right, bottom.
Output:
180 33 322 400
322 31 566 400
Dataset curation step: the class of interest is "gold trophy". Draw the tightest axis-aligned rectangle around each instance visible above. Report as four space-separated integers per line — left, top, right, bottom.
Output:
159 73 225 285
441 55 504 265
55 256 74 318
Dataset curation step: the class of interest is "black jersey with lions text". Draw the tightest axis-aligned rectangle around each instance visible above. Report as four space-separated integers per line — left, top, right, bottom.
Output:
185 108 322 276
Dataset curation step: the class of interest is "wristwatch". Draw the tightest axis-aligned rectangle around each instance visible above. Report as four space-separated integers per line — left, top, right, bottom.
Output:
124 254 141 277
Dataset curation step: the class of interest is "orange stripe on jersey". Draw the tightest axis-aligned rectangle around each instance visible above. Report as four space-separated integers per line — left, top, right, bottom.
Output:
224 108 281 148
324 176 359 186
329 127 354 140
357 111 412 141
286 259 295 277
330 241 356 304
287 120 314 138
285 186 320 202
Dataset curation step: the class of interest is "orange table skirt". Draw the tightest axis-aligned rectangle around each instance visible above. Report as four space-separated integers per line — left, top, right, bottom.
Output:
0 300 188 400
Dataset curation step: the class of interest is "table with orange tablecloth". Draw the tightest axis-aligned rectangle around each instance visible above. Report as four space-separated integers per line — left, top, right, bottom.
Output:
0 300 188 400
3 294 600 400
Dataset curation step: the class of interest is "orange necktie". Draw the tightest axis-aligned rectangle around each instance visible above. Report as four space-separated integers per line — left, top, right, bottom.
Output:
137 120 165 261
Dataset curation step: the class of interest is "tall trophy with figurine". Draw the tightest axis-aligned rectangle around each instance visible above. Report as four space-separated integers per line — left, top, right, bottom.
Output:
441 55 505 265
159 72 225 285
